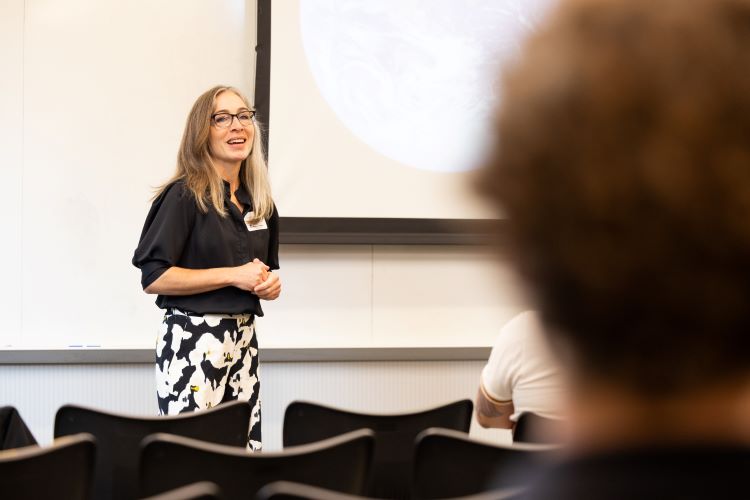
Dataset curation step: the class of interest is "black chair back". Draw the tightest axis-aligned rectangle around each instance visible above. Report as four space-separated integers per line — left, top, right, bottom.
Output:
141 481 222 500
283 400 473 499
256 480 375 500
0 406 38 450
413 428 560 499
139 429 375 499
54 401 250 500
257 481 525 500
0 433 95 500
513 412 565 444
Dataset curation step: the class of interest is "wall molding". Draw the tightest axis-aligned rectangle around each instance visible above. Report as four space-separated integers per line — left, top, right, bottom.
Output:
0 346 491 364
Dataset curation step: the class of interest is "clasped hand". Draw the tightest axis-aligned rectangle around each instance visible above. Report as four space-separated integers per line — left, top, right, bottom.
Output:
234 258 281 300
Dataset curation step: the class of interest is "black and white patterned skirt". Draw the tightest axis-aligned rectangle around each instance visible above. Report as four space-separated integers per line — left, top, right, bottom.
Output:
155 307 262 450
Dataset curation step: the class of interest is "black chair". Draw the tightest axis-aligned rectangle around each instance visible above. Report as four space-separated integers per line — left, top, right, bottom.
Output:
141 481 222 500
0 406 38 450
257 481 525 500
0 433 95 500
513 412 565 444
413 428 560 499
283 400 473 499
256 480 374 500
139 429 375 498
54 400 251 500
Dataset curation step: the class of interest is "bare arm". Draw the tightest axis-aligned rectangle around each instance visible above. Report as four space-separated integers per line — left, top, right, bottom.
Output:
475 383 515 429
144 259 269 295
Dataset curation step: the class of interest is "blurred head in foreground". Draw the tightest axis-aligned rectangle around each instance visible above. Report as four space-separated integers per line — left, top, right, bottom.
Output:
481 0 750 448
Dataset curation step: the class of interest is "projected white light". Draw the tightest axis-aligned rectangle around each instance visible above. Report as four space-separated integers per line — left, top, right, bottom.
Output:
300 0 554 173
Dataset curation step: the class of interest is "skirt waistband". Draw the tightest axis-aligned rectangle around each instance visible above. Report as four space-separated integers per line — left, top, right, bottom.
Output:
165 307 254 322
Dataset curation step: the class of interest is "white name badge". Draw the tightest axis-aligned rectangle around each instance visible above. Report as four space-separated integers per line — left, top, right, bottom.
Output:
244 212 268 232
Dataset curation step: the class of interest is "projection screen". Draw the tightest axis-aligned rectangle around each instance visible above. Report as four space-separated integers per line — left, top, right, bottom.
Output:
255 0 555 243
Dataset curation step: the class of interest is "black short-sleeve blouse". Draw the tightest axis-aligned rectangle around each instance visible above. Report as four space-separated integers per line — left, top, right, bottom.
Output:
132 180 280 316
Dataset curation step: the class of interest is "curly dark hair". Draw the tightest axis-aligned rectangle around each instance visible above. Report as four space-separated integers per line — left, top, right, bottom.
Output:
481 0 750 395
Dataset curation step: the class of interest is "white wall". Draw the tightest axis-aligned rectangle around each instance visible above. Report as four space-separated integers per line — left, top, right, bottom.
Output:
0 0 24 348
258 245 526 348
0 0 259 348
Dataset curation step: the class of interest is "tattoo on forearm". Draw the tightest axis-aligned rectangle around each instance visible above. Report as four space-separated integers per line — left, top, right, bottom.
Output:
476 387 514 428
478 394 507 418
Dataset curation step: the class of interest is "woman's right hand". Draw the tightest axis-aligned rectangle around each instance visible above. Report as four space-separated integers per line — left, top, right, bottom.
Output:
233 258 270 292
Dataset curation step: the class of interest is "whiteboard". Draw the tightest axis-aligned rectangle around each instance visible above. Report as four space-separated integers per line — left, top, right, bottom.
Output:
0 0 257 348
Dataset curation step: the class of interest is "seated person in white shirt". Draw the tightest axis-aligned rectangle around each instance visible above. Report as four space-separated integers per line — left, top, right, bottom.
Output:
476 311 566 431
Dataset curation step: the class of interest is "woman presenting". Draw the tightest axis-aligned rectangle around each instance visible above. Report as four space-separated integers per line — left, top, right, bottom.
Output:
133 85 280 450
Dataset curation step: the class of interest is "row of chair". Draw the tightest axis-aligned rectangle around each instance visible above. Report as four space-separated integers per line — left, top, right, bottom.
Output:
146 480 526 500
2 427 554 500
1 400 561 499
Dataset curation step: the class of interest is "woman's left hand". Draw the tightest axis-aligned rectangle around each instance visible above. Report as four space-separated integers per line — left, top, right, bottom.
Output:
254 271 281 300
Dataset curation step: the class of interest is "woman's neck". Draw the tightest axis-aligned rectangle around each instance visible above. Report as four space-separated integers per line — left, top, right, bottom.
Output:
212 160 241 192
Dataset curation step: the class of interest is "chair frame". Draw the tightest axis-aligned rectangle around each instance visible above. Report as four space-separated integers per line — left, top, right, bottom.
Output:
283 400 474 445
140 481 223 500
413 427 561 499
139 428 376 498
54 400 251 440
282 399 473 499
512 411 566 444
257 480 526 500
54 400 251 500
0 433 96 500
0 432 93 461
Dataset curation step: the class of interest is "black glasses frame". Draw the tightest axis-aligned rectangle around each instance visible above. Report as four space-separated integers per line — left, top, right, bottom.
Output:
211 110 256 128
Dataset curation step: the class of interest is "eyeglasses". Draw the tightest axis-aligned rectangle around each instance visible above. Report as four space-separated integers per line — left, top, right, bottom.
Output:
211 110 256 128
